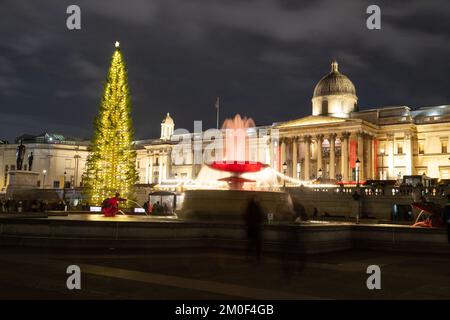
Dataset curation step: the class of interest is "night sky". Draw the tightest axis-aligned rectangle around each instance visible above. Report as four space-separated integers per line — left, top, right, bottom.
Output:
0 0 449 142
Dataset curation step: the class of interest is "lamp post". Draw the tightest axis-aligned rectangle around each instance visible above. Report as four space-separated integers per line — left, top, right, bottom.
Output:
355 158 361 188
355 158 361 224
282 162 287 188
380 149 385 180
42 169 47 189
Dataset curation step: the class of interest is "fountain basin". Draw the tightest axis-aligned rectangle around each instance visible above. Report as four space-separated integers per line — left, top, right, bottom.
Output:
179 189 294 222
208 161 268 173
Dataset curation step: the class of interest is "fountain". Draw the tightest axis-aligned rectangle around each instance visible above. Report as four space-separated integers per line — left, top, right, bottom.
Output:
179 114 294 222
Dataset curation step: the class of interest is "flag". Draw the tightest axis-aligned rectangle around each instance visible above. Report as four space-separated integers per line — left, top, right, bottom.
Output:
215 97 220 109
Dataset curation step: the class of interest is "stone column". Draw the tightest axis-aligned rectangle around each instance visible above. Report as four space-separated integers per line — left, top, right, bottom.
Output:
149 154 154 184
145 155 150 184
158 152 163 184
292 137 298 178
166 148 171 179
404 133 413 175
357 131 364 181
387 133 395 179
280 138 286 171
304 136 311 180
266 138 272 166
340 132 350 181
371 138 376 179
364 134 372 180
329 133 336 180
316 134 324 177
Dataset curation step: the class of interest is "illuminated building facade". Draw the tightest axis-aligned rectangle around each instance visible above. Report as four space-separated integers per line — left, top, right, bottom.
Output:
1 60 450 194
135 61 450 184
0 133 88 192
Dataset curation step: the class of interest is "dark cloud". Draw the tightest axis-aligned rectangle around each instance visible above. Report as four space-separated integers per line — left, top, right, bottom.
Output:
0 0 449 142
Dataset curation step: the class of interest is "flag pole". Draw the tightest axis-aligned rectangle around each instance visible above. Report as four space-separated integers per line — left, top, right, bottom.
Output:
215 97 220 129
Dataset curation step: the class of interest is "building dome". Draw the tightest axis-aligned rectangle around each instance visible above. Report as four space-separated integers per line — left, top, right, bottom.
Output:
311 61 358 118
313 61 356 98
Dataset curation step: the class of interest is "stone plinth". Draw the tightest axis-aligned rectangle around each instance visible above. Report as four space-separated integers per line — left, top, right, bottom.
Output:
6 170 39 199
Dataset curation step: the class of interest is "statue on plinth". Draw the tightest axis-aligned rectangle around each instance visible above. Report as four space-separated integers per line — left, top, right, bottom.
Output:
28 152 34 171
16 140 26 170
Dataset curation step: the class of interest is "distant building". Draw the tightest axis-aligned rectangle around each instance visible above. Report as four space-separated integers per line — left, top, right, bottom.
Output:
0 133 89 191
135 61 450 183
1 60 449 193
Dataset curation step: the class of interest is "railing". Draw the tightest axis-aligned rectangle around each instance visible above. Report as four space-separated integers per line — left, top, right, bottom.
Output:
290 185 450 198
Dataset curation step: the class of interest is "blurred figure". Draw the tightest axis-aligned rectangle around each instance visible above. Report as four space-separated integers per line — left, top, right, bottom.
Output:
244 196 264 262
292 199 308 222
153 201 162 214
312 207 318 220
31 200 38 212
445 194 450 246
5 199 11 213
278 205 307 281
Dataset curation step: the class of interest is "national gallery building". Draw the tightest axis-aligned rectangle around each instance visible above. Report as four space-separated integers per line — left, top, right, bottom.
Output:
1 61 450 192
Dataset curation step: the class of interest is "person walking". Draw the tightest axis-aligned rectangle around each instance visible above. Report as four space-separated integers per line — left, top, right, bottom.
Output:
244 196 264 262
445 194 450 246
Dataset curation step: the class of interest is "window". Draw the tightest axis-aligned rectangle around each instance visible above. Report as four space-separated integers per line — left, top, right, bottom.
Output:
53 181 60 188
321 100 328 114
442 140 448 154
396 142 403 154
419 142 424 154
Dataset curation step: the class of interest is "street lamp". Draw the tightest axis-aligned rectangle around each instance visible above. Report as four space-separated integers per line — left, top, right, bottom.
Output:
355 158 361 188
355 158 361 224
42 169 47 189
282 162 287 188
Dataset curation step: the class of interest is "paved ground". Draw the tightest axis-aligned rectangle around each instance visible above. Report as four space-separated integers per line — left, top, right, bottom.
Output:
0 246 449 299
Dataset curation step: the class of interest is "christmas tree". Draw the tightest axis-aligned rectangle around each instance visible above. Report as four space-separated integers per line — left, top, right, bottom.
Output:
84 41 138 205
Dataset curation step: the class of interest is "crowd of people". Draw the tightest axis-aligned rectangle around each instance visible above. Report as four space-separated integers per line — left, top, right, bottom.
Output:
142 201 172 215
0 199 51 213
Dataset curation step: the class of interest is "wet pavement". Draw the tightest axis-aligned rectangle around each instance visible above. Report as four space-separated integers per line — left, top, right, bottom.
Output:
0 246 449 299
